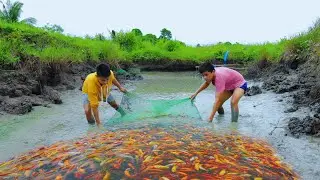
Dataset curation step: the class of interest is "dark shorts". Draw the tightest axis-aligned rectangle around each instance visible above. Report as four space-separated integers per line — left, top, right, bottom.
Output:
239 82 248 92
230 82 248 93
82 94 115 105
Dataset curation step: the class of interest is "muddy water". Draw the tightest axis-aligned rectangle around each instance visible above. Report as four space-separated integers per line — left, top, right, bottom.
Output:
0 72 319 179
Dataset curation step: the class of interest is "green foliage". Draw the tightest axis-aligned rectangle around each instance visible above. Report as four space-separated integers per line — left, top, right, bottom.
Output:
159 28 172 40
0 19 318 67
156 39 184 52
0 0 36 25
0 39 19 64
131 28 143 36
113 31 140 51
94 33 106 41
43 23 64 33
143 34 157 44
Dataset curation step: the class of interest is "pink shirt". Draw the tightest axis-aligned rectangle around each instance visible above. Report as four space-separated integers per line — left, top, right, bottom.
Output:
213 67 246 93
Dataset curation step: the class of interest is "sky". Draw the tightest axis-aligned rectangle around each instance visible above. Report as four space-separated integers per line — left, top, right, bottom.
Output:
18 0 320 45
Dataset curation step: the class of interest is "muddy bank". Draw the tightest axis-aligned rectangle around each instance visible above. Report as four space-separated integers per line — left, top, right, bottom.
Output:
135 59 246 71
0 62 142 115
246 44 320 137
134 61 197 71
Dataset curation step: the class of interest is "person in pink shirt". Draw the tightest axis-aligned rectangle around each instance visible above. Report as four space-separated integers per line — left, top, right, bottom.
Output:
190 62 247 122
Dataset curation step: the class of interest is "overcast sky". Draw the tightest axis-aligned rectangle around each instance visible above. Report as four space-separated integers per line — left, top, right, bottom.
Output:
18 0 320 45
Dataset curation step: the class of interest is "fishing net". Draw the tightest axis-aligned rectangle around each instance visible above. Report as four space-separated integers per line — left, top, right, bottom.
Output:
107 92 201 124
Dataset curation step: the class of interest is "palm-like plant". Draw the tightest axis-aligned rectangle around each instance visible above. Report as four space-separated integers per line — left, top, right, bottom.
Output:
0 0 36 25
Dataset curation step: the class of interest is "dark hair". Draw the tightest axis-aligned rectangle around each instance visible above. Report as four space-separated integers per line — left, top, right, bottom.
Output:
96 63 111 77
199 62 215 73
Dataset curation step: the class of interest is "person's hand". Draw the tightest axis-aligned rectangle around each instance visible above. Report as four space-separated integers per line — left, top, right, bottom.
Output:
208 113 214 123
96 119 102 126
97 124 105 130
190 93 197 101
120 87 127 93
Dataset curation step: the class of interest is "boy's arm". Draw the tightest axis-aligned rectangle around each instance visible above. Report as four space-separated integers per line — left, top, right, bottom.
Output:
112 78 127 93
208 92 223 122
190 81 210 100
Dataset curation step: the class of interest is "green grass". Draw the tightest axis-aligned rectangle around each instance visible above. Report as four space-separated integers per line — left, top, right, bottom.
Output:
0 19 319 68
284 27 320 54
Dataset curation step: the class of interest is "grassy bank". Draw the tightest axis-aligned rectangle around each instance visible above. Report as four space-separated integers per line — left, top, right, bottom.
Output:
0 19 319 69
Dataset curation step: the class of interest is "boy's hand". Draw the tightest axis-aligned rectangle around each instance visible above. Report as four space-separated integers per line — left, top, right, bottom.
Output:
97 123 102 128
120 87 127 93
208 113 214 122
190 93 197 101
